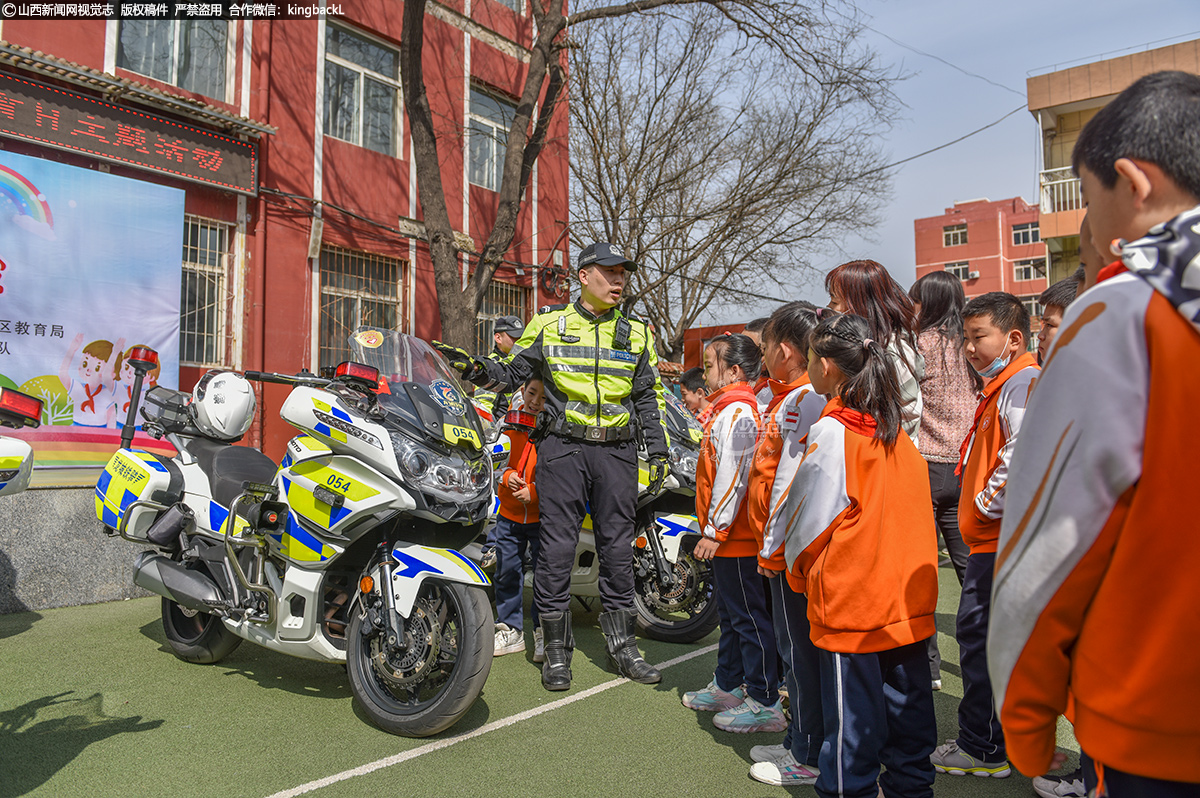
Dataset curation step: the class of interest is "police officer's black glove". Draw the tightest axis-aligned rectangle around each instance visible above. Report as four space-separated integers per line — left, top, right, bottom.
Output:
646 453 669 496
433 341 483 380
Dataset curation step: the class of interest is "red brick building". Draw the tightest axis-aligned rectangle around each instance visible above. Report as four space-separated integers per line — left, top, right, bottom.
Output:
0 9 569 459
914 197 1048 321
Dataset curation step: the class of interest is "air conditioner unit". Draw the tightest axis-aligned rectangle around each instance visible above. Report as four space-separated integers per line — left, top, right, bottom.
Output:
967 270 980 279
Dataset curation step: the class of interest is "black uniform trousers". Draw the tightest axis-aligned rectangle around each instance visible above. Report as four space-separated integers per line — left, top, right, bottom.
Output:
532 434 639 615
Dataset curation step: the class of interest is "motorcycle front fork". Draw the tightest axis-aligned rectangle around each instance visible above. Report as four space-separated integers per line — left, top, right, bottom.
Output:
362 548 407 652
641 520 675 588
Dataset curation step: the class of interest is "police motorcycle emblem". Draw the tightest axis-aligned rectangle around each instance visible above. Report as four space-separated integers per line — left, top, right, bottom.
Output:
430 379 468 416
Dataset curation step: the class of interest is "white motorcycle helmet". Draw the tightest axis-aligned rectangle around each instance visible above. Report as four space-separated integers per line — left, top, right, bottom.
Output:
191 370 255 441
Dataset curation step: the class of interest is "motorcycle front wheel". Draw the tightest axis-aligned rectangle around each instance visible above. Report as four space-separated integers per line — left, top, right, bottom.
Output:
347 580 494 738
632 536 720 643
160 597 242 664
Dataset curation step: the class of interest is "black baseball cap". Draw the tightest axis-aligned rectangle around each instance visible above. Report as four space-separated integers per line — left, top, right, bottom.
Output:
493 316 524 336
578 242 638 272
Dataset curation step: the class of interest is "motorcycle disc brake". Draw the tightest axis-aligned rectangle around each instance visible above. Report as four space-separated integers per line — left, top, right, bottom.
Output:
368 599 441 689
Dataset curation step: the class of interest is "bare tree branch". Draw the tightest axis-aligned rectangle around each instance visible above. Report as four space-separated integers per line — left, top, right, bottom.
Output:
569 6 897 359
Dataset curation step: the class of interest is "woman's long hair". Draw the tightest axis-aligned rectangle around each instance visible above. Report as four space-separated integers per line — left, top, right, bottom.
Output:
810 313 902 445
825 260 918 353
909 271 982 391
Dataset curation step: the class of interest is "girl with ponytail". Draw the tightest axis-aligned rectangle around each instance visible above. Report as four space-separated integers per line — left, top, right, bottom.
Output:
744 302 828 786
779 312 940 797
681 334 786 736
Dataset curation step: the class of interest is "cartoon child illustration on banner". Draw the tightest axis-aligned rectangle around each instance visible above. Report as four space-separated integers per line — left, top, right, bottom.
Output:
59 332 125 428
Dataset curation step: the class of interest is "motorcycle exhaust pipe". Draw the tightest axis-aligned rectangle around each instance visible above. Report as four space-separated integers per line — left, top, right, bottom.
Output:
133 551 224 614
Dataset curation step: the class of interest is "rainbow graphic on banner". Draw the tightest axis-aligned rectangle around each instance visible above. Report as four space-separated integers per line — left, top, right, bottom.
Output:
0 163 54 228
20 427 177 487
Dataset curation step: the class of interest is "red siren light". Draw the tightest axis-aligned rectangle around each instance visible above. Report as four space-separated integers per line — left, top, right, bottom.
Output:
335 361 380 384
0 387 43 427
127 346 159 371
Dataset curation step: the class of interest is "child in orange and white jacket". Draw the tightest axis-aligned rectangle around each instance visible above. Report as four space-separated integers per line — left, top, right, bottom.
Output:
744 301 828 787
681 334 785 735
929 292 1039 781
991 71 1200 796
492 378 545 660
781 312 939 798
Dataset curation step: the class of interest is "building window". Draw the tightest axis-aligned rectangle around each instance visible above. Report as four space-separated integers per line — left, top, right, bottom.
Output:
944 262 970 280
1021 296 1044 319
180 216 232 367
468 88 517 191
324 25 401 156
117 21 229 101
475 280 529 357
943 223 967 247
1014 258 1046 282
495 0 521 9
1013 222 1040 246
319 246 407 370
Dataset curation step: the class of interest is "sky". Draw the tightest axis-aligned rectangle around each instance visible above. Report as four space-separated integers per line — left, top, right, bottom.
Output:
701 0 1200 324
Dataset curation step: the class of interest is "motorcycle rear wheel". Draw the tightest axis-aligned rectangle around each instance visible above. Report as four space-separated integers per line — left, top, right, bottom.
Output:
347 580 493 738
633 537 719 643
160 597 242 664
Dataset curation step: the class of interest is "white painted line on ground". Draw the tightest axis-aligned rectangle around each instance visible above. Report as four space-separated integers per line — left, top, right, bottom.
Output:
266 643 718 798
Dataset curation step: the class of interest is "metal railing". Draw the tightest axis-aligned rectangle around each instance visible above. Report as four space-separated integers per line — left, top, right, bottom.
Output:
1039 167 1082 214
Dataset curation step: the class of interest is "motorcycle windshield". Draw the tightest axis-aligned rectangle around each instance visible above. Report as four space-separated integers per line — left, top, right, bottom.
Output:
348 327 486 451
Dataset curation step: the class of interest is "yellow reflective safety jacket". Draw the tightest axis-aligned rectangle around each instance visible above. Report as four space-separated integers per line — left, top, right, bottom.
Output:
472 346 513 415
474 301 669 456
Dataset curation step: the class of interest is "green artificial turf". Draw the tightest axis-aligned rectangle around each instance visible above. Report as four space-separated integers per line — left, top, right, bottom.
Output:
0 565 1077 798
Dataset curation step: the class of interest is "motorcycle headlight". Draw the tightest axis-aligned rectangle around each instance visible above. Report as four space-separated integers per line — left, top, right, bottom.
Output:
668 444 698 483
391 433 490 504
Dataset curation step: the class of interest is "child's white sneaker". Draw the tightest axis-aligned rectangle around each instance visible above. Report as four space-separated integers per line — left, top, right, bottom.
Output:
493 623 525 656
681 680 746 711
713 695 788 733
749 752 819 786
532 627 545 662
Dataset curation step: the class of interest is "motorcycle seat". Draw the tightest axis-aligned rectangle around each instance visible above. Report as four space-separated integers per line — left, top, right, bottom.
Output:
185 438 279 509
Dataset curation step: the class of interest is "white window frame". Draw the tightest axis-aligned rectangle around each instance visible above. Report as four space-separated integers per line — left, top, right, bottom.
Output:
1013 258 1046 282
1022 296 1044 319
180 215 232 368
468 87 518 192
318 246 408 371
1013 222 1041 246
943 223 967 247
116 20 236 103
323 24 403 156
944 261 970 280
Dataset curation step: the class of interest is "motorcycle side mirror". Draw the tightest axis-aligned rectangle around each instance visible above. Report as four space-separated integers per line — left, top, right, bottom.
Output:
484 423 502 446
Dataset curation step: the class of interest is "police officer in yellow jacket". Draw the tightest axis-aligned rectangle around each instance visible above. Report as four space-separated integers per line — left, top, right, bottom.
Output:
436 242 669 691
472 315 523 420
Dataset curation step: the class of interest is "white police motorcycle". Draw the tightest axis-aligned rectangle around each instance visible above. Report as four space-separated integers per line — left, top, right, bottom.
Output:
95 332 495 737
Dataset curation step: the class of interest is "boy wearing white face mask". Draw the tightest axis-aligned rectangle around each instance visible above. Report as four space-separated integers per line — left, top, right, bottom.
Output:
930 292 1038 780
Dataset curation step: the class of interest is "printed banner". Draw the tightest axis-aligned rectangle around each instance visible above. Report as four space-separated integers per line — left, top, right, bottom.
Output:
0 149 182 485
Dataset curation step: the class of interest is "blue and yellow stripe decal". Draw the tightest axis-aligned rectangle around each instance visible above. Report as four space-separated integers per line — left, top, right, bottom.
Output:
94 449 153 527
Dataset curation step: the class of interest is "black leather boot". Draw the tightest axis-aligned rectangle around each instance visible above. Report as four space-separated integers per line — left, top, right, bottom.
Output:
539 610 573 691
599 609 661 684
